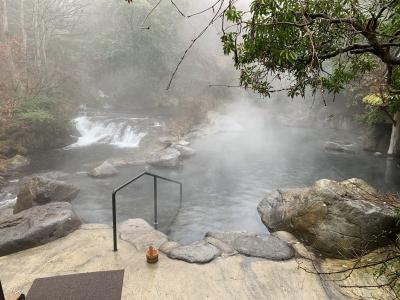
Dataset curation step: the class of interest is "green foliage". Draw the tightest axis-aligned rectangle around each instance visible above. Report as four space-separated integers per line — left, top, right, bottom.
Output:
357 105 386 126
222 0 400 102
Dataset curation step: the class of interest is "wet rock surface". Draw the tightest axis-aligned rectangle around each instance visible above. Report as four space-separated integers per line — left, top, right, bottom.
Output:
13 176 80 214
0 202 81 256
168 240 221 264
258 178 397 258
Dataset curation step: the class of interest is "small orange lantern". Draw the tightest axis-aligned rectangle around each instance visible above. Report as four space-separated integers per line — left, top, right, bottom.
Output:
146 246 159 264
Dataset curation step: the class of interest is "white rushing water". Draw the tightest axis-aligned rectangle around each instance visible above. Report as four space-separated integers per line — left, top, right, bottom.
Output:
66 115 147 149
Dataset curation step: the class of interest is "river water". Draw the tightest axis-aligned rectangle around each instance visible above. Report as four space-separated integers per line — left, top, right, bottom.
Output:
9 104 400 245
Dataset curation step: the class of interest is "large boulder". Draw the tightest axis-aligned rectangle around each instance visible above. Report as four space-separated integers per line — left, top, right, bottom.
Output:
0 202 81 256
13 176 80 214
88 161 118 178
147 147 181 168
258 178 398 258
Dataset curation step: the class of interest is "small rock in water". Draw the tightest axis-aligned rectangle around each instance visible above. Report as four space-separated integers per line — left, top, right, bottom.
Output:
147 147 181 168
324 141 355 154
88 161 118 178
13 176 80 214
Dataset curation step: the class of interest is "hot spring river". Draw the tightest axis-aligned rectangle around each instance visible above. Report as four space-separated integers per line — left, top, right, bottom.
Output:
8 108 400 245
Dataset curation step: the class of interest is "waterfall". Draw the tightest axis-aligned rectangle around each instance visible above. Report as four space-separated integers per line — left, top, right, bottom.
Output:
65 115 147 149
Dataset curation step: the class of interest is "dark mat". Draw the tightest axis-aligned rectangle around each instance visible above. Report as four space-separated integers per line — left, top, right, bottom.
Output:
26 270 124 300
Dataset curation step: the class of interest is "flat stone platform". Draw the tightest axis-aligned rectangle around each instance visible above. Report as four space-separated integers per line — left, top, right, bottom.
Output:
0 222 392 299
0 224 329 300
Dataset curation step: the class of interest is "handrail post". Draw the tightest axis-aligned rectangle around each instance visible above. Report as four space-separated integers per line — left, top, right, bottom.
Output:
153 176 158 230
112 191 118 251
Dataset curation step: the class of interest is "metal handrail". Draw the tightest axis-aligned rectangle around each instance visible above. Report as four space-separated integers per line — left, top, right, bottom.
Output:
112 171 182 251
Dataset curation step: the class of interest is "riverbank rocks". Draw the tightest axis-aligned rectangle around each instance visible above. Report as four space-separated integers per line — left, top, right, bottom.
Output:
88 161 118 178
172 144 195 158
324 141 356 154
258 178 398 258
147 147 181 168
168 240 221 264
0 202 81 256
13 176 80 214
119 219 168 250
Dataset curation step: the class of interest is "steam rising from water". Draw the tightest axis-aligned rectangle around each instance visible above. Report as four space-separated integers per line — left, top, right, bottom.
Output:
66 115 147 149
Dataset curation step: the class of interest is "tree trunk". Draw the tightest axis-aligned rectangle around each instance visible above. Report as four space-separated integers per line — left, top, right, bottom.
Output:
1 0 18 88
388 111 400 155
20 0 27 55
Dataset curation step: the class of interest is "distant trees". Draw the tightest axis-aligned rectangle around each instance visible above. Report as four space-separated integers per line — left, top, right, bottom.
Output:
0 0 86 155
220 0 400 154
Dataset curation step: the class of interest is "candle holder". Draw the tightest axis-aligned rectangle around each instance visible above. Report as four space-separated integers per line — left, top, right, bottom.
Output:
146 246 159 264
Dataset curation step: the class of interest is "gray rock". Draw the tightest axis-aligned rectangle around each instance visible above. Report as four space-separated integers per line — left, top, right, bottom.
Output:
13 176 80 214
206 231 257 246
0 198 16 218
258 178 397 258
324 141 355 154
168 241 221 263
204 236 237 256
233 235 294 260
119 219 168 250
206 231 293 260
159 241 181 255
0 202 81 256
147 147 181 168
88 161 118 178
172 145 196 158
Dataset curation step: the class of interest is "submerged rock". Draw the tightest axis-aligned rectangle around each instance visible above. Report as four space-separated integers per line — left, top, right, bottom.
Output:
258 178 397 258
324 141 356 154
147 147 181 168
168 240 221 264
88 161 118 178
0 202 81 256
13 176 80 214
